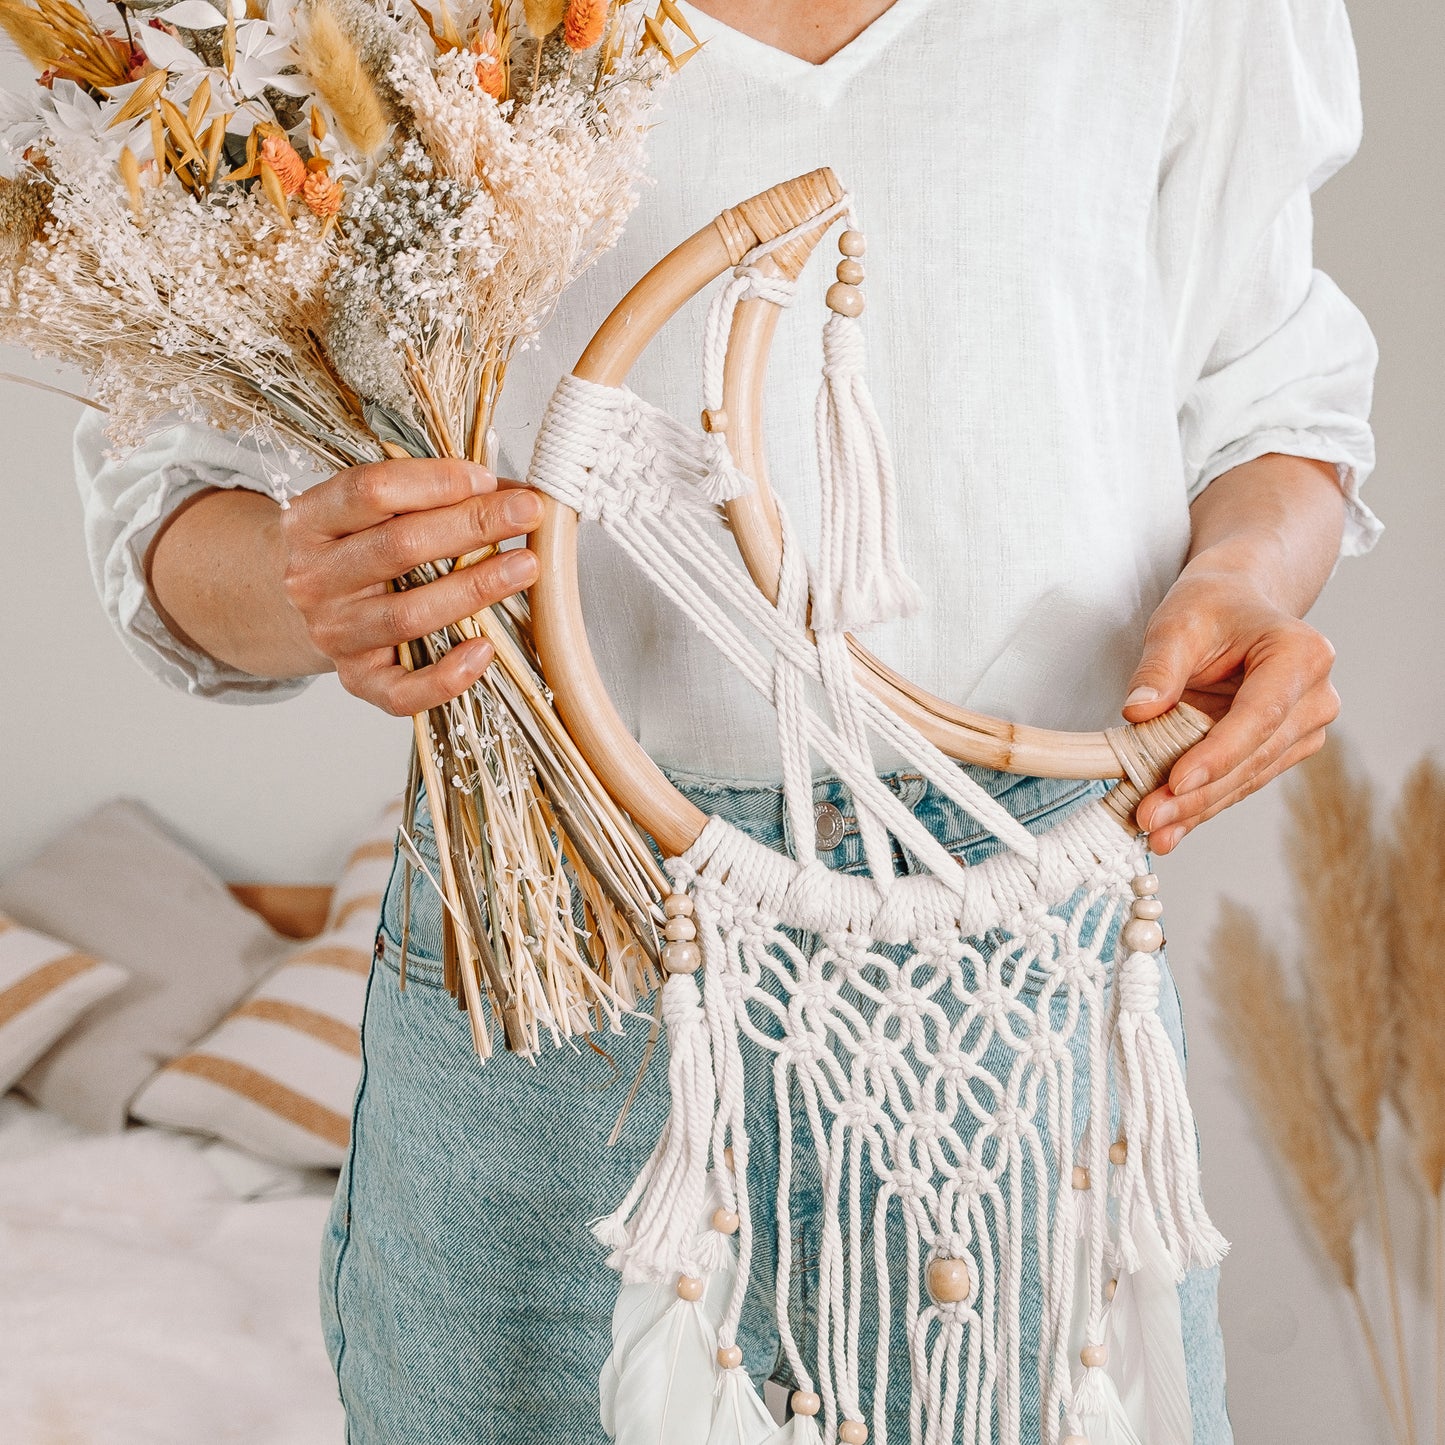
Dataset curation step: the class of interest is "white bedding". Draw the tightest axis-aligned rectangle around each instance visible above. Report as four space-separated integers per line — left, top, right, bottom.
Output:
0 1095 345 1444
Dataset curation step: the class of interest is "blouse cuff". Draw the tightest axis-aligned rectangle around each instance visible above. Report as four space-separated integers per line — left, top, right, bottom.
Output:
1189 425 1383 561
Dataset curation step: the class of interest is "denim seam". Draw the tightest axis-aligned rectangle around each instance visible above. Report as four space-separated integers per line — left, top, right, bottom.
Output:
327 954 380 1439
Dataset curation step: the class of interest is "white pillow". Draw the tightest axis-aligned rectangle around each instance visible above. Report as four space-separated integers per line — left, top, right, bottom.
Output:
131 802 400 1168
0 917 128 1094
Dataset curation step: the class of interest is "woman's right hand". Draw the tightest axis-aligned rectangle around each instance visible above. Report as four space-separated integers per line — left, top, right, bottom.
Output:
279 457 543 717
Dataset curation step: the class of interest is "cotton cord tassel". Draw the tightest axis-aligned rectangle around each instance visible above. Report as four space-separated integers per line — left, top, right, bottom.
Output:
812 307 922 632
697 272 760 503
597 970 719 1283
1110 946 1228 1278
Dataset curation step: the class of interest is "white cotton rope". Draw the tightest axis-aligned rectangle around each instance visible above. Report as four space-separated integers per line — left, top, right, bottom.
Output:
529 228 1226 1445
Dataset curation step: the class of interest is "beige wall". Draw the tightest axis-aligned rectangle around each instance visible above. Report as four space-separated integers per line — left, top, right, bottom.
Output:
0 3 1439 1439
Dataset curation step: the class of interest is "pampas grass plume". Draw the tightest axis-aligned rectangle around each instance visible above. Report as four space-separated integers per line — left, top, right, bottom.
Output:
1208 900 1362 1286
1390 758 1445 1196
1286 741 1394 1149
297 0 390 156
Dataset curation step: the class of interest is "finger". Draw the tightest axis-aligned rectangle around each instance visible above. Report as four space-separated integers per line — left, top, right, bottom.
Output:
339 636 495 716
1164 629 1334 795
325 550 540 653
1122 611 1216 722
289 459 496 541
1137 677 1337 832
1149 730 1328 854
324 489 543 593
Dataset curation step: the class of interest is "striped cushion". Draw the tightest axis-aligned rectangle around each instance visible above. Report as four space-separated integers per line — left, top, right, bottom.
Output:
0 917 128 1094
131 802 400 1167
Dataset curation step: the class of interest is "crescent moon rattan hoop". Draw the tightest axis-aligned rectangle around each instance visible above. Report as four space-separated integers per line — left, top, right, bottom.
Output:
530 169 1209 857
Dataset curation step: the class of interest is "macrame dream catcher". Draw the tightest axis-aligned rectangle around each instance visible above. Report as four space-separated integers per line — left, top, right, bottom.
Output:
521 169 1228 1445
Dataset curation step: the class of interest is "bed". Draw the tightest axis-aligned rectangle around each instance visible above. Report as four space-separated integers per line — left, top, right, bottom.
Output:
0 883 347 1445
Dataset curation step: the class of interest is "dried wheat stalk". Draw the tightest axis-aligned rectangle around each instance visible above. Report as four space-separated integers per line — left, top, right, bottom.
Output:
1208 898 1407 1444
1389 758 1445 1445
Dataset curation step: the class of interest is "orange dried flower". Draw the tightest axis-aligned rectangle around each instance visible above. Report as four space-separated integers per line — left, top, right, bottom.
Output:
260 133 307 197
563 0 607 51
471 29 504 98
302 168 344 219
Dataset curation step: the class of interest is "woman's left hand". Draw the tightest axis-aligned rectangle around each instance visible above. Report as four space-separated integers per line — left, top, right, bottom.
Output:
1120 564 1340 854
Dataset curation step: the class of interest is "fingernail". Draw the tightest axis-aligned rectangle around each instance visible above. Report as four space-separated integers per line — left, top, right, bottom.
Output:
1173 769 1205 794
503 491 542 528
469 466 495 494
1149 800 1178 828
1124 686 1160 709
499 549 537 587
1155 825 1185 852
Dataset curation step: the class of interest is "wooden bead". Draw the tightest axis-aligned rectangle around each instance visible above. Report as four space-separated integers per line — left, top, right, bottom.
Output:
790 1390 822 1417
1109 1139 1128 1166
825 281 865 317
661 940 701 973
926 1257 971 1303
1105 1277 1118 1302
835 258 864 285
663 893 694 917
1080 1343 1109 1369
711 1207 740 1235
676 1275 703 1301
1131 873 1160 898
838 1422 869 1444
716 1344 743 1369
700 407 728 433
723 1146 735 1171
663 917 697 942
1071 1165 1091 1191
1121 917 1164 954
1131 896 1164 921
838 229 866 257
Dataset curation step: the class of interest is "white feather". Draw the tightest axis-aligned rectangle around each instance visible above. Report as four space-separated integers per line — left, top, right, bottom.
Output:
703 1369 776 1445
762 1414 824 1444
610 1295 721 1445
601 1266 735 1436
1109 1211 1193 1445
1074 1365 1145 1445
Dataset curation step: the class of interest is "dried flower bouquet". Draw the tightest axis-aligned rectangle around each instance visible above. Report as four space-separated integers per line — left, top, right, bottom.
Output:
0 0 704 1055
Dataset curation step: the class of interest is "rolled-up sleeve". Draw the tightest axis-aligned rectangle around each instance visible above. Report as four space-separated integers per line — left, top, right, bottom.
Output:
1160 0 1381 557
74 406 318 701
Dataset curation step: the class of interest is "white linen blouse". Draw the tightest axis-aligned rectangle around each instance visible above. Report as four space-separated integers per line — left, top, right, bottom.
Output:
73 0 1381 781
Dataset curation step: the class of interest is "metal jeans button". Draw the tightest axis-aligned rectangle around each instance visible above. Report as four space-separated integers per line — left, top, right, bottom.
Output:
813 800 846 851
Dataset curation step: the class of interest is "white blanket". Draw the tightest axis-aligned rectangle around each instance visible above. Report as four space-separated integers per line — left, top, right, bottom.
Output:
0 1096 345 1444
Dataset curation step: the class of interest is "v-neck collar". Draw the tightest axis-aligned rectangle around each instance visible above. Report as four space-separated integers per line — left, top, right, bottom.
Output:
672 0 933 105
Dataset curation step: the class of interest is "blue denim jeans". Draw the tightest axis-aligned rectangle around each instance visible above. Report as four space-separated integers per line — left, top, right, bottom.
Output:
319 766 1232 1443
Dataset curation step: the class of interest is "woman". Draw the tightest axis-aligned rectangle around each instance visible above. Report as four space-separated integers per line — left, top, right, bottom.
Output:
75 0 1379 1439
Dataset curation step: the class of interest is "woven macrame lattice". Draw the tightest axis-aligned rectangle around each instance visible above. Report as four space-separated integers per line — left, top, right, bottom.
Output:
527 229 1225 1445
